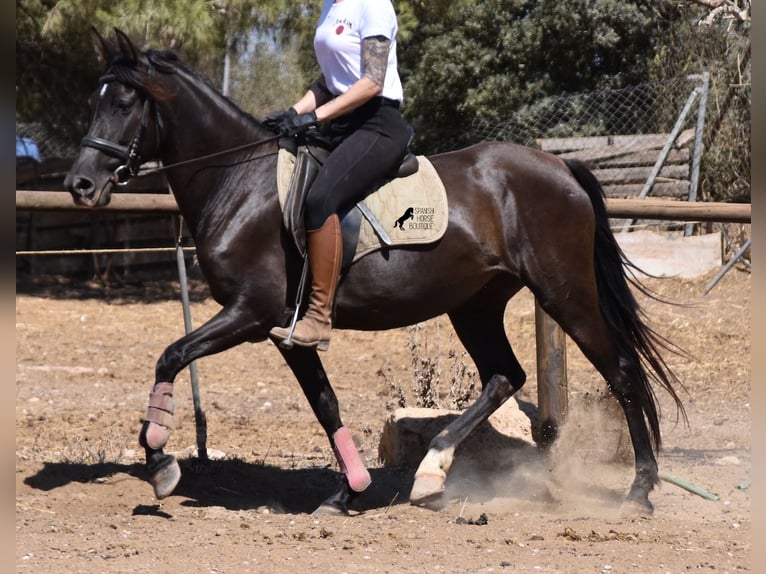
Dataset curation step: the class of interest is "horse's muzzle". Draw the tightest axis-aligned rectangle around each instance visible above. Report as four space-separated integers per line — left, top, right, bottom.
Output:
65 173 112 207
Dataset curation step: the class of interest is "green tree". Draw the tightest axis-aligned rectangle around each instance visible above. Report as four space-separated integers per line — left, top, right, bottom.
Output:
399 0 682 152
16 0 104 153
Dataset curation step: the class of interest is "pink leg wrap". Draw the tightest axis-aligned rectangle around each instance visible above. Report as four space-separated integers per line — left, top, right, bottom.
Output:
143 382 175 450
332 426 371 492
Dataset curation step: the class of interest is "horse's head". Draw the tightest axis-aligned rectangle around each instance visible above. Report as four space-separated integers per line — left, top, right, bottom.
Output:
65 28 164 207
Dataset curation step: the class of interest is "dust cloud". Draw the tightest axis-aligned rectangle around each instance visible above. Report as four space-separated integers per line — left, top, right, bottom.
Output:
440 394 636 519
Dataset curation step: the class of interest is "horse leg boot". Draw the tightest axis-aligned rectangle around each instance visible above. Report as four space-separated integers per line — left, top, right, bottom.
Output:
314 426 373 515
271 214 342 351
138 382 182 499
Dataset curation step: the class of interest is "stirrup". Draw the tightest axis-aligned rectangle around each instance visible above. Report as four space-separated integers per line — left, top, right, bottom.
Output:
279 255 310 349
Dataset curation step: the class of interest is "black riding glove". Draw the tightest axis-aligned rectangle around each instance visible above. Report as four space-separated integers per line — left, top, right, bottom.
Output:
275 111 319 137
263 107 297 130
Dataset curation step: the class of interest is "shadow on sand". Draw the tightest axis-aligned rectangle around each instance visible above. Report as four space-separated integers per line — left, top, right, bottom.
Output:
23 457 416 515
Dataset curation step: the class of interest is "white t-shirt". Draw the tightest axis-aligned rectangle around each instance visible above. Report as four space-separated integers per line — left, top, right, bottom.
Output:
314 0 404 103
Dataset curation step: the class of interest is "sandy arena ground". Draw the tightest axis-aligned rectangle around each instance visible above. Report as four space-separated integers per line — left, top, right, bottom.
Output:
16 268 750 573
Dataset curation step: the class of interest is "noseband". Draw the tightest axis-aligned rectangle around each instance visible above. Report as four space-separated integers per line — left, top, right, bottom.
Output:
80 73 159 187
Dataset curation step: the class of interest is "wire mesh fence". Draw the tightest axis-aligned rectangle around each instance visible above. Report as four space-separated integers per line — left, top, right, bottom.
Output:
419 75 712 233
453 73 749 265
16 122 80 162
463 76 705 150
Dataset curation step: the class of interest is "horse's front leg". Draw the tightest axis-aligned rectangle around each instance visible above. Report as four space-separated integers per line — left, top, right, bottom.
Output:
138 303 262 499
410 374 515 507
278 345 371 515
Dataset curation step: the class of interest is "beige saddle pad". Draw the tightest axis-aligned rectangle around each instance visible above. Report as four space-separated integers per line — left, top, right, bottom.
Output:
277 148 448 262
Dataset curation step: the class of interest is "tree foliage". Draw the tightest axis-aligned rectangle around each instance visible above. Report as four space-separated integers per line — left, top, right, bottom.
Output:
398 0 685 150
17 0 101 151
646 5 751 202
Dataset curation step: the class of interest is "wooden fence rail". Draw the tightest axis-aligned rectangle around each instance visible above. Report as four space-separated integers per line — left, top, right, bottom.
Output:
15 190 752 223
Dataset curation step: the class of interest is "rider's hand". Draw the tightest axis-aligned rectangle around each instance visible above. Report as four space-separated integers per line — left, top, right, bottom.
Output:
276 111 319 137
262 108 297 130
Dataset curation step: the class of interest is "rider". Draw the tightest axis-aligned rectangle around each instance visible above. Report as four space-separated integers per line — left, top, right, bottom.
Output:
265 0 411 351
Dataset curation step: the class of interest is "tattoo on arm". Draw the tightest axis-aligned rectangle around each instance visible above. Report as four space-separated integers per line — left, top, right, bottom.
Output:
362 36 390 87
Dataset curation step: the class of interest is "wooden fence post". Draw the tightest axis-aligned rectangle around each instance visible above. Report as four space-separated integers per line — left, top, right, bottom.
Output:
535 300 568 449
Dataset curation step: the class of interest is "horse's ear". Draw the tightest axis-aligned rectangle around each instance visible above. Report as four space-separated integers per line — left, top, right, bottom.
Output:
114 28 143 65
90 26 116 65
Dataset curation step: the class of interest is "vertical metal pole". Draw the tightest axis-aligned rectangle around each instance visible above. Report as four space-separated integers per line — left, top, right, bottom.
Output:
685 72 710 236
534 300 568 449
222 41 231 96
175 230 208 461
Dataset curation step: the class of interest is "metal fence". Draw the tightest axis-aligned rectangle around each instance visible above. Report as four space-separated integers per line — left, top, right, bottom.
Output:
16 122 79 161
465 75 707 149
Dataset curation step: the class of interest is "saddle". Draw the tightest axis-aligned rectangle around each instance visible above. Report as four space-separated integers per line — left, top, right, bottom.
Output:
279 130 421 270
276 131 448 333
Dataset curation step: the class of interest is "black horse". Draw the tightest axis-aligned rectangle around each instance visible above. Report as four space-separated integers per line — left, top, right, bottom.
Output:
65 28 685 516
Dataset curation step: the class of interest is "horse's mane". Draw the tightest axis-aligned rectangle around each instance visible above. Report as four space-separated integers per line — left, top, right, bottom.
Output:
107 48 262 127
105 49 178 100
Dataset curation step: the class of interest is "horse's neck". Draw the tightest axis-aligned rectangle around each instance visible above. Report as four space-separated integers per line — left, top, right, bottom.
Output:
159 75 267 165
157 73 276 224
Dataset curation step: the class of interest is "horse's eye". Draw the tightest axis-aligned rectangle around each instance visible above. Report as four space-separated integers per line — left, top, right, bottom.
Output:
114 86 137 113
117 98 134 112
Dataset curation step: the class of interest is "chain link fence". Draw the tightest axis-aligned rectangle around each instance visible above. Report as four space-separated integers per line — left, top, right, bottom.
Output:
16 122 80 162
417 76 707 234
426 76 705 210
465 76 703 150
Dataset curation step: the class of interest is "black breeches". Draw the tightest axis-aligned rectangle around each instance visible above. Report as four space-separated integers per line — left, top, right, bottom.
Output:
304 103 410 231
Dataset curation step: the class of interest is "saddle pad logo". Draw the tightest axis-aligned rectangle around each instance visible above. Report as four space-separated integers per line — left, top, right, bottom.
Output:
394 207 436 231
394 207 413 230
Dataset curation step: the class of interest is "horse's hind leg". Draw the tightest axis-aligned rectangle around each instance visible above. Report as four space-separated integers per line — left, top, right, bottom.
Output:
534 283 659 514
139 303 263 499
410 288 526 507
278 346 371 516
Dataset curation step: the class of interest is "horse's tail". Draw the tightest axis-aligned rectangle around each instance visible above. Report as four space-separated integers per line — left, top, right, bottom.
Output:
564 158 687 452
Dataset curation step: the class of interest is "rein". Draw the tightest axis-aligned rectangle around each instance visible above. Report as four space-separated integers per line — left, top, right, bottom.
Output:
80 73 281 185
138 134 281 178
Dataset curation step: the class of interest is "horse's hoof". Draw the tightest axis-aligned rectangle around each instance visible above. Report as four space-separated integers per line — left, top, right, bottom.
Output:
312 503 349 517
149 456 181 499
410 473 446 508
620 497 654 517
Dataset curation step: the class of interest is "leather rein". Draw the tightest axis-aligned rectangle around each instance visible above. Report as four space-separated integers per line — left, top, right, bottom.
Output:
80 73 281 187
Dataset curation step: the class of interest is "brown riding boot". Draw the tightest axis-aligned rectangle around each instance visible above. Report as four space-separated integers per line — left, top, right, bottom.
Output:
270 214 342 351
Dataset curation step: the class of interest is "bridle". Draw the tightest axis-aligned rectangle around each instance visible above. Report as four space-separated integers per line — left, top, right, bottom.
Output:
80 73 281 187
79 73 161 186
